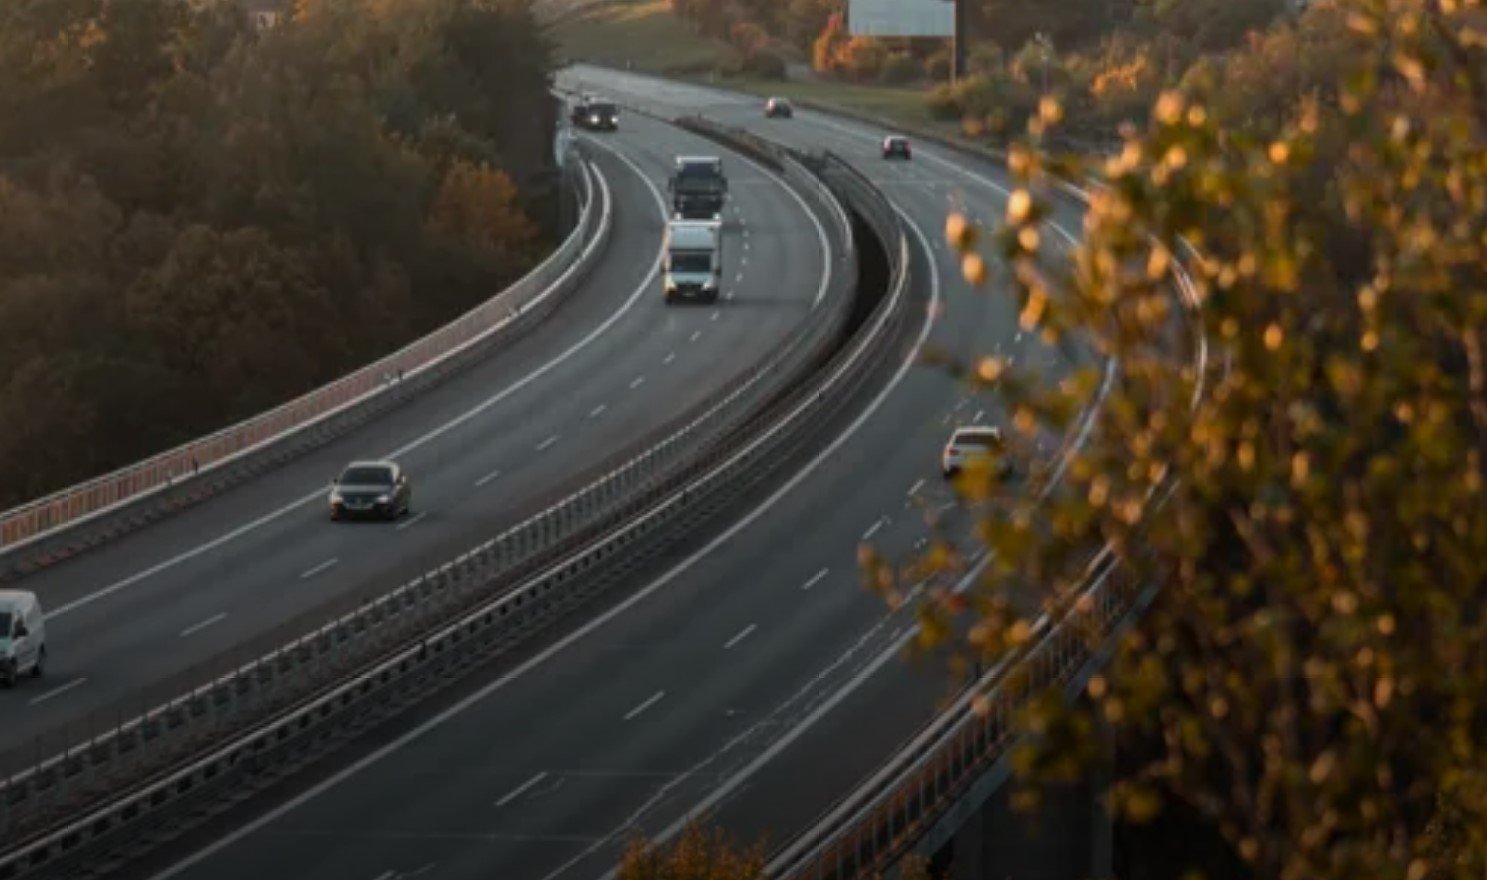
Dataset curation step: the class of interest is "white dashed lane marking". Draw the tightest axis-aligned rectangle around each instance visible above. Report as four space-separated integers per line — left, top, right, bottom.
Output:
180 613 227 638
300 558 338 580
29 678 86 706
801 568 829 591
723 624 757 650
495 772 549 808
624 691 667 722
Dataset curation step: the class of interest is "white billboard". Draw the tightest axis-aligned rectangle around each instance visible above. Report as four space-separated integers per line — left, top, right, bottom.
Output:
848 0 954 37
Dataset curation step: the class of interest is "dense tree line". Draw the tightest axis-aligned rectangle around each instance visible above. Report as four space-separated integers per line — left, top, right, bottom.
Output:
0 0 556 507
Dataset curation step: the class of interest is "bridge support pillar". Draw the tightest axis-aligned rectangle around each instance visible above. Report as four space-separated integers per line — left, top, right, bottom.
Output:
936 702 1114 880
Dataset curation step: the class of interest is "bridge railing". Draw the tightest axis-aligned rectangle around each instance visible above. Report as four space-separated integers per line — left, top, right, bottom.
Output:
0 152 609 579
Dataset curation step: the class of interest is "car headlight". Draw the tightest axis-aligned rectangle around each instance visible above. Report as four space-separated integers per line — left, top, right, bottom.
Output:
377 494 392 504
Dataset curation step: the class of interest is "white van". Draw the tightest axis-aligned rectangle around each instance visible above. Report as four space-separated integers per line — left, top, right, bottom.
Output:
0 590 46 687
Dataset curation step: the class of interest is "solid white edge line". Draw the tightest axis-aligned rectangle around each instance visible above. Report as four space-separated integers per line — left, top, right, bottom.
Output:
623 690 667 722
28 677 87 707
49 149 660 621
495 771 550 808
179 613 227 638
142 199 924 880
723 623 757 650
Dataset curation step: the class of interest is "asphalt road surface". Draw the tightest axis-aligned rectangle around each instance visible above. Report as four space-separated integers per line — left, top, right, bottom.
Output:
138 70 1109 880
0 109 836 754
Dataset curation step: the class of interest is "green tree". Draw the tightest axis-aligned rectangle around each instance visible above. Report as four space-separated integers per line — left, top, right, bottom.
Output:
914 0 1487 876
0 0 552 505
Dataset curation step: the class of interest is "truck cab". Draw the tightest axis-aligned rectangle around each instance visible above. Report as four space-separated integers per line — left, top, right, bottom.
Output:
663 219 723 304
668 156 727 220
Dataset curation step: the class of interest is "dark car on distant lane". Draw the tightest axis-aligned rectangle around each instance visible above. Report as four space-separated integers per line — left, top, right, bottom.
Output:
329 460 412 521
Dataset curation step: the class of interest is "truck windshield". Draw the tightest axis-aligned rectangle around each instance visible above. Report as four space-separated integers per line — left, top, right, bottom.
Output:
670 253 712 273
676 162 721 189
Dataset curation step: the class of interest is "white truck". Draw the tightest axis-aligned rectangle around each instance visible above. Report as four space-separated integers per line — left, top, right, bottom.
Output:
663 218 723 304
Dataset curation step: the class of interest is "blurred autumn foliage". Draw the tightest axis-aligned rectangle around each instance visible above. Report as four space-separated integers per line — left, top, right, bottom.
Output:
614 822 936 880
916 0 1487 877
0 0 555 506
616 824 766 880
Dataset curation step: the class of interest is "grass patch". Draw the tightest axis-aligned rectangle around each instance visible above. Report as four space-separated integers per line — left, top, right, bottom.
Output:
549 0 736 76
551 0 972 139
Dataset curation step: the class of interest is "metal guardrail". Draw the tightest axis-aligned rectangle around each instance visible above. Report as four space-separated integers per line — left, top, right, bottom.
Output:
0 154 609 579
0 125 906 879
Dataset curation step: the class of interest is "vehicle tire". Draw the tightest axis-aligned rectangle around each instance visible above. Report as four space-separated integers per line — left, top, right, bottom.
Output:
32 646 44 678
1 662 14 689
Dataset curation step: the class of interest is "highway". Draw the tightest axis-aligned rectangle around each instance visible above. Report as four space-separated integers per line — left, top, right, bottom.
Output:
136 69 1109 880
0 110 836 751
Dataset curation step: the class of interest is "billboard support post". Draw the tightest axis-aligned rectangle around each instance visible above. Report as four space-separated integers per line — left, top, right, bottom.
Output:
951 0 968 82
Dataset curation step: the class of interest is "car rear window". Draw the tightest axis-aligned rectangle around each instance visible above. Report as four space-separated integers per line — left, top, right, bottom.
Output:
955 431 1002 449
341 466 393 485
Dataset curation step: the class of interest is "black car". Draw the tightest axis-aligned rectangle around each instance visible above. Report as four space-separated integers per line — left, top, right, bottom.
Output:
882 135 912 160
329 460 412 521
765 97 794 119
572 97 619 131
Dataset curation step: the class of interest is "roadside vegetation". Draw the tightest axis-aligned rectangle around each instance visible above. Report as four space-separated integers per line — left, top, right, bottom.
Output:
558 0 1319 147
0 0 555 506
605 0 1487 878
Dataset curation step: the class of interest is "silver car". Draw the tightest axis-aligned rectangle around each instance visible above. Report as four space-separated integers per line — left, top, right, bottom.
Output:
329 460 412 521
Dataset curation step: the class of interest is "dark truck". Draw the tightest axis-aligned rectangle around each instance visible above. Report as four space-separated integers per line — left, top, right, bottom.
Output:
667 155 727 220
571 95 618 131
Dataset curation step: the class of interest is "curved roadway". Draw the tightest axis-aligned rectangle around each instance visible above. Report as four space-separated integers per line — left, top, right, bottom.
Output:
0 110 835 751
129 69 1110 880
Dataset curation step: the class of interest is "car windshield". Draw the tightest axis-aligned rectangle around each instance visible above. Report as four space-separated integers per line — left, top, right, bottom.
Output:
589 102 616 115
0 610 12 637
340 466 393 486
671 252 712 273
